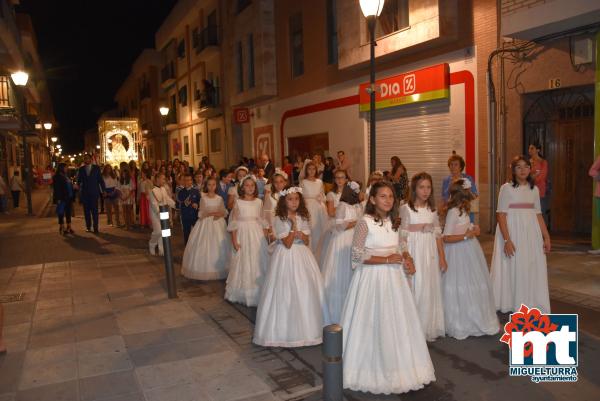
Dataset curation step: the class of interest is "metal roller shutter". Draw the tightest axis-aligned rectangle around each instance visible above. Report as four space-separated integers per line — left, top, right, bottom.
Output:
370 99 461 200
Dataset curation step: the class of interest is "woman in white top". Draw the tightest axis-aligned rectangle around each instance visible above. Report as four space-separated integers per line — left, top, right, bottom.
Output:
262 170 288 244
182 177 230 280
149 173 176 256
102 165 121 226
300 162 328 256
491 156 551 314
340 181 434 394
319 170 348 266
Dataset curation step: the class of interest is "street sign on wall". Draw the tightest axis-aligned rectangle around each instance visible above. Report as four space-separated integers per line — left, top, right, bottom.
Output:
358 63 450 112
234 108 250 124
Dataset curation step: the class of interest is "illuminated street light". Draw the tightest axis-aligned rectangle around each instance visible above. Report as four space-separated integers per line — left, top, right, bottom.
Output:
159 106 169 116
57 144 62 149
96 145 101 149
11 71 29 86
51 137 58 143
44 122 53 130
35 123 42 130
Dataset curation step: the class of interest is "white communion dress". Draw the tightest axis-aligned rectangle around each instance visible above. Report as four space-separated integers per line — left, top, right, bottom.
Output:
400 204 445 341
442 207 499 340
321 201 362 323
254 215 330 347
319 190 342 267
490 183 550 314
300 179 328 255
224 198 270 306
340 215 435 394
181 194 231 280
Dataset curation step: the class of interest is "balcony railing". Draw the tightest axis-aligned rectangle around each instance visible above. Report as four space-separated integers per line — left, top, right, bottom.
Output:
198 86 220 109
165 111 177 125
160 61 175 84
197 25 219 53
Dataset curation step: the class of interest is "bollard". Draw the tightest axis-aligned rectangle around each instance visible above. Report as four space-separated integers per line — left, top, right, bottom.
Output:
159 205 177 299
323 324 343 401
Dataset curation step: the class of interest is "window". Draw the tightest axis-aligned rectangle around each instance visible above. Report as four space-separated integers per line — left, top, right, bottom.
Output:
210 128 221 153
183 135 190 156
326 0 338 64
192 27 199 49
289 12 304 77
236 42 244 93
236 0 251 14
375 0 409 39
170 94 177 122
0 76 10 108
247 34 255 88
178 86 188 107
177 39 186 58
195 132 202 154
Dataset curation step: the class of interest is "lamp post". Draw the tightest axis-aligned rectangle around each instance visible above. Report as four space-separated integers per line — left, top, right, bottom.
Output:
159 106 170 162
11 70 34 215
359 0 385 173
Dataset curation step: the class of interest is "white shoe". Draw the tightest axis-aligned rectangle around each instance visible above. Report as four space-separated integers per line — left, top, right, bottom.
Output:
149 246 157 256
588 249 600 255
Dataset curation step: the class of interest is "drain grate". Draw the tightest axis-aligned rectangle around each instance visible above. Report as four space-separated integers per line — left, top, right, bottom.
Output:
0 292 25 303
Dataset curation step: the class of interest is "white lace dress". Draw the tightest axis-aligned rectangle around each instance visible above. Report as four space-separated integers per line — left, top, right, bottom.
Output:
224 198 270 306
340 215 435 394
321 201 362 323
400 204 445 341
319 191 342 267
442 207 499 339
181 195 231 280
254 216 330 347
300 179 328 255
490 183 550 313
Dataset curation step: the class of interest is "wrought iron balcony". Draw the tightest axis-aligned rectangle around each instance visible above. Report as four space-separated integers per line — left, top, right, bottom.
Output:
197 25 219 54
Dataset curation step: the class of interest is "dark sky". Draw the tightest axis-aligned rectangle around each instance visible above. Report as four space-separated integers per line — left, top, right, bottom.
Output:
17 0 177 153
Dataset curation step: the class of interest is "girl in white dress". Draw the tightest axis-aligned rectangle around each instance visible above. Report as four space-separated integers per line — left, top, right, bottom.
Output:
254 186 330 347
149 173 176 256
442 179 499 340
400 172 447 341
227 166 249 210
225 176 270 306
262 170 289 243
341 181 435 395
182 177 230 280
300 162 328 255
491 156 551 313
319 170 347 266
321 182 362 323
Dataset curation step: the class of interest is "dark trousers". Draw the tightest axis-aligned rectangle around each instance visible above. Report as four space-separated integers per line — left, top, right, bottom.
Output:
82 196 99 230
181 216 197 245
11 190 20 208
58 200 73 225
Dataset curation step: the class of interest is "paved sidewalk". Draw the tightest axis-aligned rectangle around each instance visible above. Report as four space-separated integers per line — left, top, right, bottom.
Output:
0 254 322 401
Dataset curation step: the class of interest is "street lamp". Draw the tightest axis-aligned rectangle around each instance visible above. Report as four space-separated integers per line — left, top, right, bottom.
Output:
57 144 62 149
360 0 385 173
11 70 35 215
159 106 170 162
44 122 53 130
96 145 100 149
51 136 58 143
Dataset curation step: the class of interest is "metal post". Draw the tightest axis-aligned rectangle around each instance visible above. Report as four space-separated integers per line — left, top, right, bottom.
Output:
322 324 343 401
18 87 33 216
368 16 377 174
159 205 177 298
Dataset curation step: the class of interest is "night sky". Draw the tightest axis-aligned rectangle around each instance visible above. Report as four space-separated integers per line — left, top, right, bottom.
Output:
17 0 178 154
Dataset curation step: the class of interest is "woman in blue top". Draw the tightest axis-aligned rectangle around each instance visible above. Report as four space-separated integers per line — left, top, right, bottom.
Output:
442 153 478 223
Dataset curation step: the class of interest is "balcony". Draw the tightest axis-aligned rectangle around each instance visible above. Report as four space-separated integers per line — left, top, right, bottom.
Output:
196 25 220 59
160 61 176 89
164 111 177 127
197 86 222 118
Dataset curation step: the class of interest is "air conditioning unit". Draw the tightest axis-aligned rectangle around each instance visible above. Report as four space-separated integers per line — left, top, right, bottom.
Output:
572 38 593 65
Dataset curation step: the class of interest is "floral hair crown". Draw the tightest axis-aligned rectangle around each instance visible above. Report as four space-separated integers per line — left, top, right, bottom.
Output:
273 168 288 180
240 175 256 185
347 181 360 193
279 186 303 197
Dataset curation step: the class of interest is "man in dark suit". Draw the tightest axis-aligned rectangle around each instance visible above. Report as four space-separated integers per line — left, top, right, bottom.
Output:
260 154 275 180
76 154 105 233
216 168 233 210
